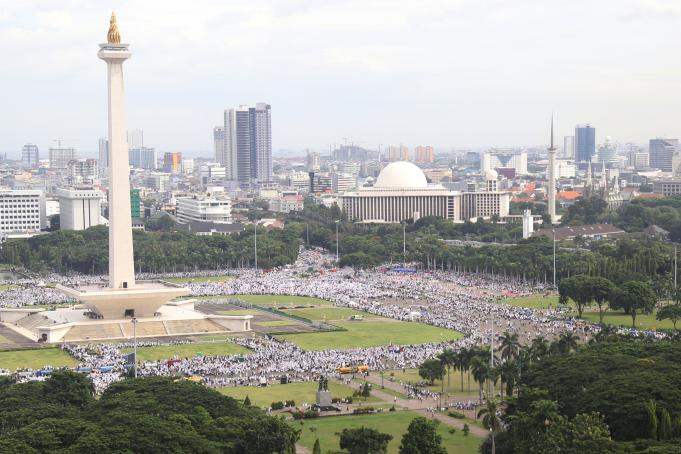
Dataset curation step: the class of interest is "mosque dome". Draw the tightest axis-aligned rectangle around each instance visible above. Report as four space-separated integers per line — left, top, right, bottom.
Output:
374 161 428 188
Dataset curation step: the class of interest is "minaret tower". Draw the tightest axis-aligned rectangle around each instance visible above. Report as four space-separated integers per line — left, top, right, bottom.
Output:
98 13 135 289
547 116 557 224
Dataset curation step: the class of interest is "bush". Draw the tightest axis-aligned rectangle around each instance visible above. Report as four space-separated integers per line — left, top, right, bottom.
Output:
463 424 470 436
389 405 396 412
352 406 375 415
448 410 465 419
285 400 295 407
292 410 320 420
331 397 341 403
271 401 284 410
345 396 354 404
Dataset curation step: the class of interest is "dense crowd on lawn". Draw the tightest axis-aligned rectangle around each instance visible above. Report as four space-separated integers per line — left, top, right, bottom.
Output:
3 248 666 392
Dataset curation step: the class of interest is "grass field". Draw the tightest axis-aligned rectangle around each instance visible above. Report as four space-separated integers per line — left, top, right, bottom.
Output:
121 342 250 362
165 275 234 284
256 320 298 327
294 410 482 454
217 381 380 407
282 307 380 321
0 347 78 371
501 295 678 331
233 295 333 306
276 321 462 351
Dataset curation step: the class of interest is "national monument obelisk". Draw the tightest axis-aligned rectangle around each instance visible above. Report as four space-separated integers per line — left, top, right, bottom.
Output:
99 12 136 290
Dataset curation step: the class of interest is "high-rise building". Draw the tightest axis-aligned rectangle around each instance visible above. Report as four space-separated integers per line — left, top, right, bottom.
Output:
415 146 435 163
57 187 104 230
67 158 99 183
213 126 226 167
306 150 320 172
49 147 77 169
597 137 618 164
176 193 232 224
21 143 40 168
250 103 272 185
130 189 141 219
163 152 182 173
144 172 170 191
386 145 410 162
0 190 44 235
575 124 596 162
332 172 357 193
649 138 679 172
233 105 251 185
127 129 143 149
182 158 194 174
98 138 109 171
563 136 574 159
128 147 157 170
481 149 528 175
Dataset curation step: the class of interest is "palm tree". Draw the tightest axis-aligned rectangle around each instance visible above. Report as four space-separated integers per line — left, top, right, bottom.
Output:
498 360 518 398
478 399 502 454
558 332 580 354
438 349 456 392
470 357 488 403
530 336 549 361
499 331 520 361
530 399 561 429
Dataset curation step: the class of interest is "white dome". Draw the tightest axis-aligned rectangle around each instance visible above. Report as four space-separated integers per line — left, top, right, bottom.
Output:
485 169 498 180
375 161 428 188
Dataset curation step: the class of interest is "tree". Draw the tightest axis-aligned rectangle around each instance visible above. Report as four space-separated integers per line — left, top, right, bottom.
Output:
612 281 657 328
659 407 672 440
398 417 447 454
657 303 681 330
361 382 372 398
418 358 444 385
499 331 520 361
478 400 502 454
244 395 251 406
339 427 392 454
644 400 658 440
437 349 456 391
590 277 616 324
312 438 321 454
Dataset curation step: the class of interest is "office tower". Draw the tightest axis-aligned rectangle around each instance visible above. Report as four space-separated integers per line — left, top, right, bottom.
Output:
213 126 226 165
163 152 182 173
144 172 170 191
231 105 251 184
127 128 143 149
128 147 157 170
249 103 272 184
130 189 141 219
57 187 104 230
597 137 618 164
307 150 320 172
0 190 44 234
563 136 574 159
481 149 528 175
575 124 596 162
49 147 77 169
98 138 109 171
649 138 679 172
181 158 194 174
21 143 39 168
67 158 99 183
415 146 435 163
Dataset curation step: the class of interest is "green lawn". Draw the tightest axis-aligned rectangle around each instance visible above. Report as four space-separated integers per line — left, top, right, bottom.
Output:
294 410 482 454
256 320 298 327
232 295 333 306
216 309 262 316
217 381 380 407
282 307 380 321
0 347 78 371
501 295 678 331
165 275 234 284
122 342 250 362
384 369 480 397
276 321 462 351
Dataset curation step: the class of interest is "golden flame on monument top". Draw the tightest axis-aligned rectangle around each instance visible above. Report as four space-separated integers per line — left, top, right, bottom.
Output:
107 11 121 44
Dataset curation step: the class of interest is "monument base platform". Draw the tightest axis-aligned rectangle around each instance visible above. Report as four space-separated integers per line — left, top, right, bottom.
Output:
3 300 252 343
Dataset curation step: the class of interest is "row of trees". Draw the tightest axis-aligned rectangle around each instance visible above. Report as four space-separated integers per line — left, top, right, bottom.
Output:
559 274 681 328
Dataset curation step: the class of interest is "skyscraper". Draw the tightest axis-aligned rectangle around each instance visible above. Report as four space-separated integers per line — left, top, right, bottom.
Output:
49 147 77 169
213 126 226 166
249 103 272 184
415 146 435 163
223 103 272 186
21 143 39 168
98 138 109 171
649 138 679 172
163 152 182 173
563 135 574 159
127 128 143 149
575 124 596 162
128 147 157 170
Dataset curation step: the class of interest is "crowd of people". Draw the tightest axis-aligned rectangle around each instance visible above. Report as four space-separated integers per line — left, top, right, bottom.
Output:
1 248 668 392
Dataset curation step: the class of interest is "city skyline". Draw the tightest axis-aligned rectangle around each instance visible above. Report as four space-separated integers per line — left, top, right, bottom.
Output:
2 1 681 155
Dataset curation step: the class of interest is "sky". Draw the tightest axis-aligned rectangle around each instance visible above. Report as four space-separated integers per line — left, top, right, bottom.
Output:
1 0 681 157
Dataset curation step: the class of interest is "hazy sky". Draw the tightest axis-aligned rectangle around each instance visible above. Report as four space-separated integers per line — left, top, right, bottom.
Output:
1 0 681 157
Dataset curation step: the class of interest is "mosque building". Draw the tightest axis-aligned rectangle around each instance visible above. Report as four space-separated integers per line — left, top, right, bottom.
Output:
339 161 509 223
